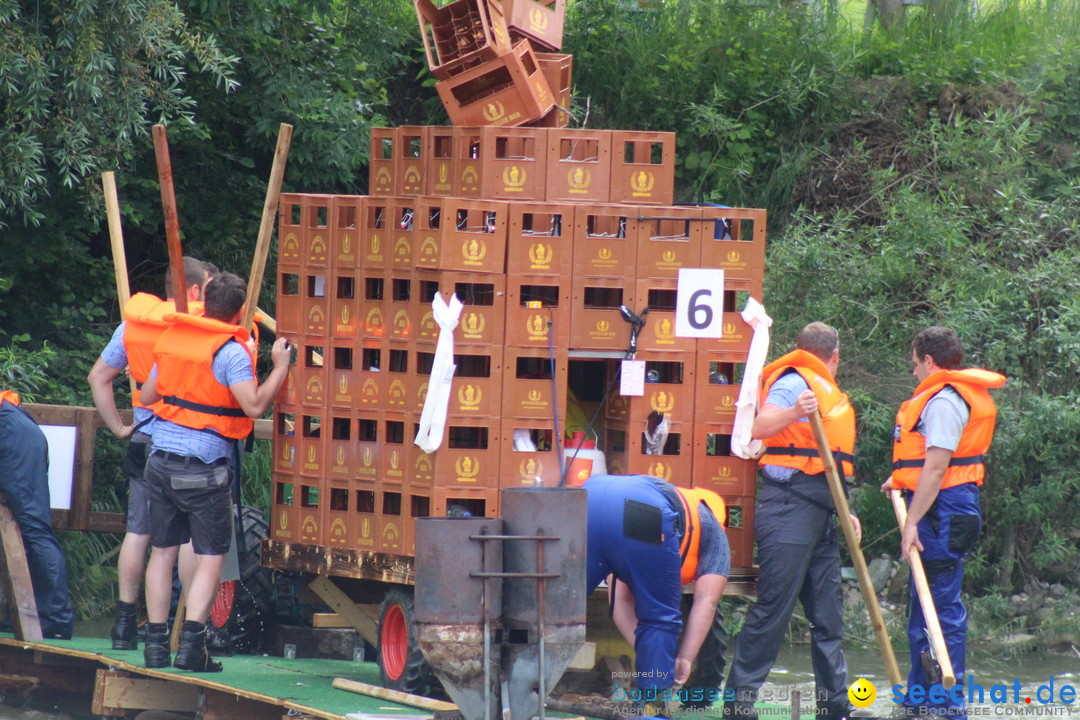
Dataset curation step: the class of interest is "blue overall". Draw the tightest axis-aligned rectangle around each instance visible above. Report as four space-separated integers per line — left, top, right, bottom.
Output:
0 399 74 639
904 482 981 716
585 474 683 691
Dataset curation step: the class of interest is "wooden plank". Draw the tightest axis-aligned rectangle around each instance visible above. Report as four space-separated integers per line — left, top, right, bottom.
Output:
91 669 128 717
261 538 414 585
0 499 43 641
70 406 97 531
307 576 380 647
313 613 349 626
98 673 202 713
332 677 456 712
87 511 127 534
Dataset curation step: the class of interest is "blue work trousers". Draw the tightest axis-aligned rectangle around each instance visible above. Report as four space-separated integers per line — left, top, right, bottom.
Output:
0 402 74 639
904 482 981 716
585 474 683 691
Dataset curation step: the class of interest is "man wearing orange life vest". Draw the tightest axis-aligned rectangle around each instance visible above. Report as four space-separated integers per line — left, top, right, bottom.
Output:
726 322 862 720
881 327 1004 717
139 272 290 672
87 257 212 651
584 474 729 709
0 390 74 639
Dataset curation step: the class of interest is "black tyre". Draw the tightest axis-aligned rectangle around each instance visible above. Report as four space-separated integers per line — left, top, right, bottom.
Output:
378 587 433 695
682 599 727 709
207 505 276 655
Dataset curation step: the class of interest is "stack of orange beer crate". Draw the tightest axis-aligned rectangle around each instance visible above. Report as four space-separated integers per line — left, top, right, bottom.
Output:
270 124 767 568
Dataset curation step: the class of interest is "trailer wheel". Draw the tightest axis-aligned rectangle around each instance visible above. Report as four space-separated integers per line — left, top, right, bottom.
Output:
378 587 432 695
207 505 276 655
681 599 727 709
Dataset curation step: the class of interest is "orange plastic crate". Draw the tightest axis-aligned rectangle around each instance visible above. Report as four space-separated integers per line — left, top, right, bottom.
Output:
403 490 433 555
385 270 418 343
569 275 637 352
300 273 329 337
322 481 352 547
297 339 328 408
455 127 548 200
329 274 359 340
426 126 458 196
301 195 333 270
436 41 554 128
395 126 427 196
527 53 572 128
417 0 511 81
506 202 573 277
351 482 380 550
359 274 387 340
428 198 508 273
272 406 298 475
361 198 392 271
499 418 563 488
413 197 447 271
698 206 767 296
609 131 676 206
416 271 507 346
502 346 568 419
546 128 610 203
604 418 694 487
389 199 418 271
297 411 326 479
380 414 412 484
692 427 757 496
278 194 304 271
331 196 364 271
693 353 745 425
277 270 301 335
412 419 501 488
369 128 396 196
503 0 565 50
296 483 321 545
635 205 704 280
571 204 639 278
415 346 503 417
504 277 571 349
271 474 299 542
432 486 501 518
719 494 756 570
633 279 698 354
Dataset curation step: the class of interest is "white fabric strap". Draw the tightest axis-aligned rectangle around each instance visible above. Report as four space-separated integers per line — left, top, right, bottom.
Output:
414 293 463 454
731 297 772 460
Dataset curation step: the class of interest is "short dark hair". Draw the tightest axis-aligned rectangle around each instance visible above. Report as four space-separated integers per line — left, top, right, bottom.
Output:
164 256 211 299
204 272 247 322
912 326 963 369
797 322 840 362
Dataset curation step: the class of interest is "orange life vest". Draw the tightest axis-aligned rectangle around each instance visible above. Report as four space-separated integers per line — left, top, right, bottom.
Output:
891 368 1005 491
759 349 856 477
152 313 254 440
0 390 20 406
674 487 728 584
122 293 204 410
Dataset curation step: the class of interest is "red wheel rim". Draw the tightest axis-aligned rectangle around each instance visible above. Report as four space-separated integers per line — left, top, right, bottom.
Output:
382 603 408 680
210 580 236 628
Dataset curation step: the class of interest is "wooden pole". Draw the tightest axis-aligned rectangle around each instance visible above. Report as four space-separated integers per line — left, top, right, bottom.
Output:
152 125 187 314
242 123 293 333
890 488 956 689
101 172 137 396
808 411 904 687
332 677 456 712
0 499 43 641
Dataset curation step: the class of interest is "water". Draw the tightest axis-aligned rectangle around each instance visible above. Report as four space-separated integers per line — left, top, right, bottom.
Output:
757 644 1080 716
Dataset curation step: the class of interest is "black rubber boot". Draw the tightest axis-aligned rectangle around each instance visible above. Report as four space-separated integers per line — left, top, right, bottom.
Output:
143 622 171 668
174 621 223 672
722 688 758 720
111 600 138 650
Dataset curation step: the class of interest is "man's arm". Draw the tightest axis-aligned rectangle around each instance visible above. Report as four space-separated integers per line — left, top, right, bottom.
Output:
228 337 291 418
674 574 726 685
899 446 951 558
87 357 134 439
751 390 817 440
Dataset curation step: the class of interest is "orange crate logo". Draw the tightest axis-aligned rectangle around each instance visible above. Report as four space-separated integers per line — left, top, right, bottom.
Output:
525 313 548 341
529 7 548 31
528 242 554 270
651 317 678 346
360 447 376 476
502 166 527 193
374 167 392 190
650 391 677 414
387 379 407 409
340 233 352 256
518 457 544 483
334 375 351 404
455 456 481 482
631 171 656 197
461 312 487 340
462 238 488 267
300 513 318 542
647 461 672 482
369 233 384 262
457 384 483 411
310 235 328 263
304 376 323 404
281 232 300 263
306 304 326 334
567 167 592 194
403 165 422 190
482 101 506 124
365 307 384 336
328 517 348 545
393 236 411 264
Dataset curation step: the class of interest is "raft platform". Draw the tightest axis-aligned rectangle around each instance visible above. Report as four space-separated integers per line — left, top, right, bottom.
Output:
0 632 432 719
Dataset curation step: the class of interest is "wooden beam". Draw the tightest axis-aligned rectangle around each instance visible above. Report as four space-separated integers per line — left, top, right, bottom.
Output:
312 612 352 628
306 575 380 648
331 677 456 712
71 406 97 531
0 499 42 641
93 669 202 715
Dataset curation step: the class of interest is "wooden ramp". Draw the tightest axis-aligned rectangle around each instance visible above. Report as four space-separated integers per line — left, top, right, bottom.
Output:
0 633 433 719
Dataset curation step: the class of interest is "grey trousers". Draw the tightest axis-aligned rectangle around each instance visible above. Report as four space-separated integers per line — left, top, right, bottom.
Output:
726 471 848 705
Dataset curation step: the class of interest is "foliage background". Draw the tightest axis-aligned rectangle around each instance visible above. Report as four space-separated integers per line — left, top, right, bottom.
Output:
2 0 1079 624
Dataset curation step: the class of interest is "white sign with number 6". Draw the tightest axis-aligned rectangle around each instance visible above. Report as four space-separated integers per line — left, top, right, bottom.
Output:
675 268 726 338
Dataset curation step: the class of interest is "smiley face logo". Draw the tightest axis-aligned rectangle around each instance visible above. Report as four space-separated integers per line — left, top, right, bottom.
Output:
848 678 876 709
